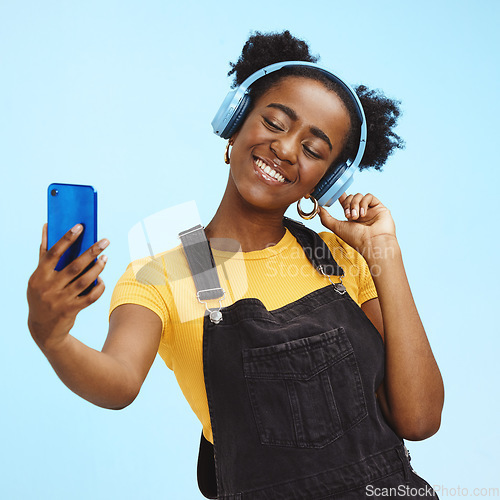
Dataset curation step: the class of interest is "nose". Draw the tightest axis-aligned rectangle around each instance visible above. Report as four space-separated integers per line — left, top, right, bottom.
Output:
270 135 299 165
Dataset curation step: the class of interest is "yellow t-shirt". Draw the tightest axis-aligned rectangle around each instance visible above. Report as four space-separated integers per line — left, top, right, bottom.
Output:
109 228 377 443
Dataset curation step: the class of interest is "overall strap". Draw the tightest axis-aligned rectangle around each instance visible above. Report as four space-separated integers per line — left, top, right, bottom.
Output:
179 225 221 497
283 217 344 277
178 225 225 323
179 219 346 318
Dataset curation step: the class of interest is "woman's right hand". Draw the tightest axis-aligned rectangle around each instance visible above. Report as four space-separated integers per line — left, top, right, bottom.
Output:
27 223 109 353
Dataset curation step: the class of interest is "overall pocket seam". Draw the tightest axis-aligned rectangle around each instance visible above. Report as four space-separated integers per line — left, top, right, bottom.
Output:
242 349 353 381
242 329 353 380
243 327 368 449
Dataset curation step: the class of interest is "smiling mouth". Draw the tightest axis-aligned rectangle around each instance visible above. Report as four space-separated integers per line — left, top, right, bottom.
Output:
253 157 291 184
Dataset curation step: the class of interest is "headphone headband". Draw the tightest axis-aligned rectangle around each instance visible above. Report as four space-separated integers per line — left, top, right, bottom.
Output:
211 61 367 207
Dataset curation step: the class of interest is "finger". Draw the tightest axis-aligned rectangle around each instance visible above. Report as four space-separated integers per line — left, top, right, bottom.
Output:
338 192 348 204
39 223 48 262
76 275 106 309
60 238 110 284
359 193 375 217
43 224 84 270
349 193 365 220
66 254 108 297
366 193 381 207
341 194 354 218
319 206 344 234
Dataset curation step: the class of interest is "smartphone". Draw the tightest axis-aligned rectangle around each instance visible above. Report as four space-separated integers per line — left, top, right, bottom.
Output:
47 183 97 293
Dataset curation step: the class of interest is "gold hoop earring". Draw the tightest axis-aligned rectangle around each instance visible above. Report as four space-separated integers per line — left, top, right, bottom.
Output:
224 140 233 164
297 196 319 220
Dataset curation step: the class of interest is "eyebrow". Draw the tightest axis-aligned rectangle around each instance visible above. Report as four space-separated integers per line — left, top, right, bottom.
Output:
267 103 298 121
310 126 333 152
266 103 333 152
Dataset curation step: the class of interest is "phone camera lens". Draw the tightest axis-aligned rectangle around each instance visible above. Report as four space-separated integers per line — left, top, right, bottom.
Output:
51 189 58 196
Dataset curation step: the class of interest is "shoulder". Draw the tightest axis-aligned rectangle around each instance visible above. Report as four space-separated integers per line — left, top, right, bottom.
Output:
118 244 188 288
110 244 190 323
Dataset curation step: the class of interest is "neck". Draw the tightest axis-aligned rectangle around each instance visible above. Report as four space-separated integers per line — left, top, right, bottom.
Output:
205 177 288 252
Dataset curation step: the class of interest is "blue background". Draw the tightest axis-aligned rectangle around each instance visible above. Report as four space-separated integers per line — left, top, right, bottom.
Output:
1 1 499 498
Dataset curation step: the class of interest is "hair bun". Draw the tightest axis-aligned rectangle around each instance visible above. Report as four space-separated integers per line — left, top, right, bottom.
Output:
355 85 405 170
228 30 318 87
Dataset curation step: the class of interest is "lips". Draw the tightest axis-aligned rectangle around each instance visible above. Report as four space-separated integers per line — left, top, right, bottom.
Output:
253 156 292 185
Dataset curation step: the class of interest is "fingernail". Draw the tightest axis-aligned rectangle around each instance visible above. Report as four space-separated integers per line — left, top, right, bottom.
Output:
100 255 108 263
351 209 358 218
345 208 350 215
360 208 365 216
98 239 109 250
71 224 83 234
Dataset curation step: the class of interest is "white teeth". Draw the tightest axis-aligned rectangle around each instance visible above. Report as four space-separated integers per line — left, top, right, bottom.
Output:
255 158 287 183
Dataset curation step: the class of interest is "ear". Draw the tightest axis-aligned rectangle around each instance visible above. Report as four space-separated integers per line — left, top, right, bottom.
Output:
305 187 318 199
230 132 239 145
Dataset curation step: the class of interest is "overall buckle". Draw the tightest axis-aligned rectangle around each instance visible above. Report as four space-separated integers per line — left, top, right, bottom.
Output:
197 287 226 324
317 265 346 294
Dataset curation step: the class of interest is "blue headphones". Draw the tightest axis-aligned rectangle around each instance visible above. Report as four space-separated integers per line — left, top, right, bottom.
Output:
212 61 367 207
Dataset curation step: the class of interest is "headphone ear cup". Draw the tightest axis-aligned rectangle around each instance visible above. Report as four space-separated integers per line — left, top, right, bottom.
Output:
221 95 252 139
312 161 354 207
313 162 346 198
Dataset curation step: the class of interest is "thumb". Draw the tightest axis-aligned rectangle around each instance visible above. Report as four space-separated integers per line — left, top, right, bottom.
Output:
318 206 346 235
39 223 48 262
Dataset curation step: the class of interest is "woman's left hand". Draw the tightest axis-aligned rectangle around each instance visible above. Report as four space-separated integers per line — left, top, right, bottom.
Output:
318 192 396 256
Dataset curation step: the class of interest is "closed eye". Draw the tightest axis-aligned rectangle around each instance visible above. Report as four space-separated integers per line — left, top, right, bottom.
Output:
304 145 321 159
263 117 284 131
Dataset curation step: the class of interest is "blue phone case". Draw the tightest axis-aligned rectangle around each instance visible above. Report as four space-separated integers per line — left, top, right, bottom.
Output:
47 183 97 275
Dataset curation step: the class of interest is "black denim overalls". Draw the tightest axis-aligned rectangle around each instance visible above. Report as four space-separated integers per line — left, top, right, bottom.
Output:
179 218 438 500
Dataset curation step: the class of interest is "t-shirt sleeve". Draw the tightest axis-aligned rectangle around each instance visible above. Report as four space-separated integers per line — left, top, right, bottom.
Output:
319 231 378 306
109 256 173 347
356 252 378 305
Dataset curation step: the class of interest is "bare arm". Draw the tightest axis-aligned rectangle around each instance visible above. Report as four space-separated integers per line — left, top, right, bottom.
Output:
319 194 444 441
27 224 161 409
35 305 161 409
361 254 444 440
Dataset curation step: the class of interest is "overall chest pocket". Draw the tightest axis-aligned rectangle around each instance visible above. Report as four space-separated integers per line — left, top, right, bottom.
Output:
242 327 368 449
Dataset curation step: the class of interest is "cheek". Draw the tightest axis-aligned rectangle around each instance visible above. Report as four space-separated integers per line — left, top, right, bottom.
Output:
230 124 266 165
303 159 333 184
234 118 266 145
